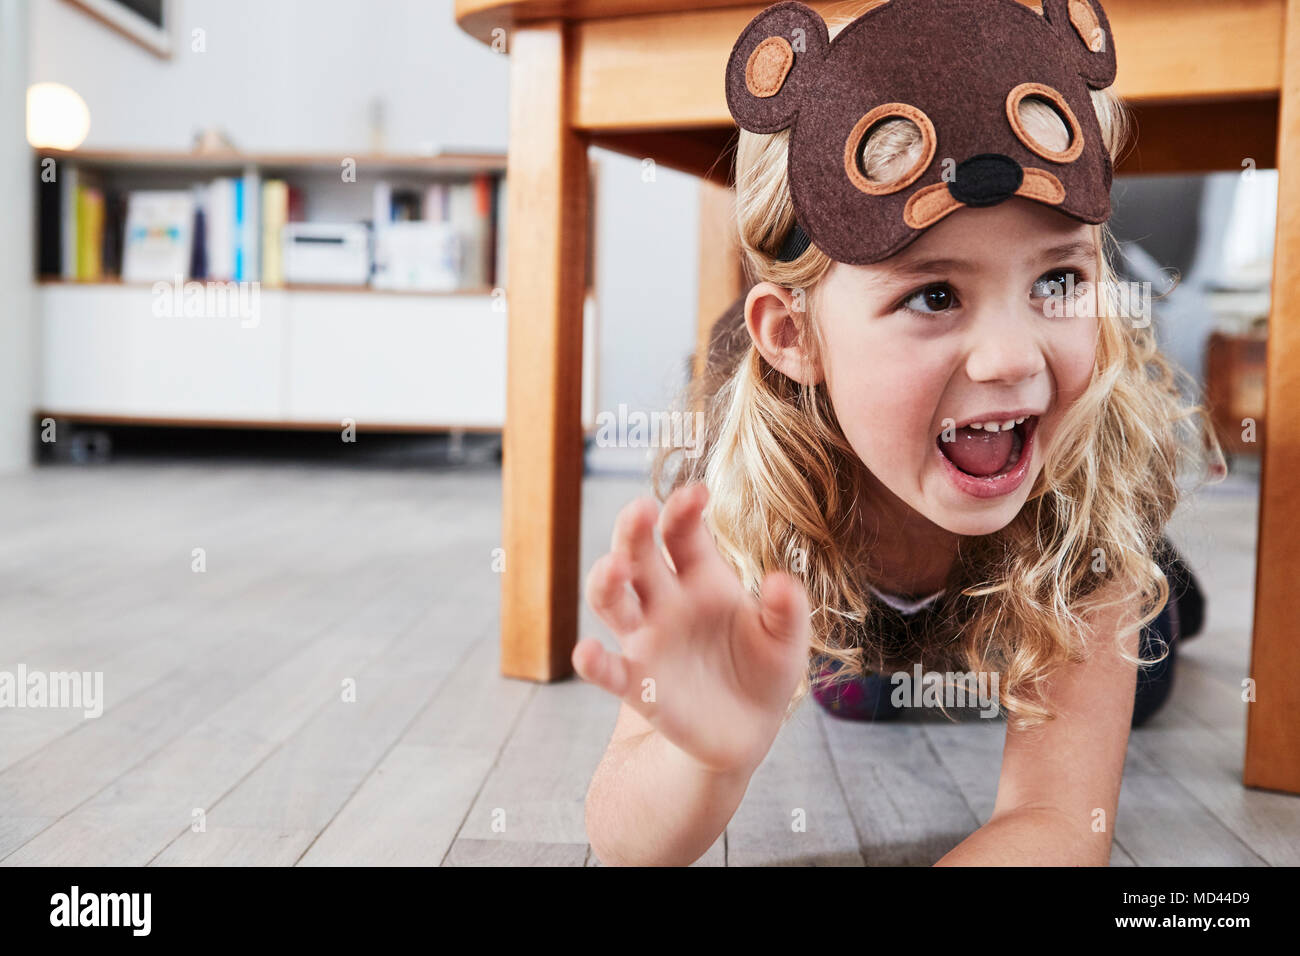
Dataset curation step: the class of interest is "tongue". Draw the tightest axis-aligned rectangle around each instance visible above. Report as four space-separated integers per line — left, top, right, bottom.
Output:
941 426 1014 477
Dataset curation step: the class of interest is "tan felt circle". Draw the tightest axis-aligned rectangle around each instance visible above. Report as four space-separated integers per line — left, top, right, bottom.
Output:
903 182 961 229
844 103 937 196
745 36 794 98
1068 0 1106 53
1006 82 1085 164
1016 167 1067 205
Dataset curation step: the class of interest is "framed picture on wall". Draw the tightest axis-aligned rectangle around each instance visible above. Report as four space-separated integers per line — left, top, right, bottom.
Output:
64 0 174 58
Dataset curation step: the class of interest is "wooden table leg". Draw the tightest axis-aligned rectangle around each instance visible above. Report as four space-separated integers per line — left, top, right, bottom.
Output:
1244 0 1300 795
500 21 589 681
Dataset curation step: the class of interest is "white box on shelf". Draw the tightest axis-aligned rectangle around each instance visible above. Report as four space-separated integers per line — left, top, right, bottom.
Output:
282 223 371 285
371 221 462 291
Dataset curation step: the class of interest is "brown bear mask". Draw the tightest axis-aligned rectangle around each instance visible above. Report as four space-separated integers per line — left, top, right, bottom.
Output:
725 0 1119 264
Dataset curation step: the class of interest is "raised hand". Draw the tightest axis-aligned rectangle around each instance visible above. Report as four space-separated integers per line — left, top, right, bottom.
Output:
573 482 812 776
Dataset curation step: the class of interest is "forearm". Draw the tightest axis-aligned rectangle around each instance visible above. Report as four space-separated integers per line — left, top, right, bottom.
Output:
586 729 755 866
934 806 1111 866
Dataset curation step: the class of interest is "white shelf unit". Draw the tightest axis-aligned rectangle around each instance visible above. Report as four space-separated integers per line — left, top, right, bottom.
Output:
33 150 600 433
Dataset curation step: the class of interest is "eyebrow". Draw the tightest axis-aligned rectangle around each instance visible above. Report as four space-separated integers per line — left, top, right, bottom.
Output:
877 238 1098 283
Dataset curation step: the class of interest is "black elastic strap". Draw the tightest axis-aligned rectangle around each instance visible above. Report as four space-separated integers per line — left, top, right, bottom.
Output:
775 221 812 262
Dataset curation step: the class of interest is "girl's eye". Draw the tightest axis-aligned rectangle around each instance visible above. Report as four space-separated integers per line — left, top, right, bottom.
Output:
901 283 957 314
897 269 1087 316
1033 268 1084 299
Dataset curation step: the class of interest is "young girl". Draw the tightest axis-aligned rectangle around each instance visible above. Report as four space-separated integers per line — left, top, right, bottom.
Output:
574 0 1223 866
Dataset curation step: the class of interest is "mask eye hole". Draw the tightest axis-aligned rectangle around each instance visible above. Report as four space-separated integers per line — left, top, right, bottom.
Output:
844 103 936 196
1006 83 1084 163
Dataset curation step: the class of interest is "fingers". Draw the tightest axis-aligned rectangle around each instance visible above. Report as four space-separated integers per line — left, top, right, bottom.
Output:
757 570 812 646
572 639 660 725
610 496 675 610
572 638 631 697
585 550 644 636
658 483 722 580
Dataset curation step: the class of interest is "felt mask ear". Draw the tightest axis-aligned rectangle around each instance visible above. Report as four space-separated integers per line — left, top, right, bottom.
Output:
1042 0 1117 89
724 0 830 135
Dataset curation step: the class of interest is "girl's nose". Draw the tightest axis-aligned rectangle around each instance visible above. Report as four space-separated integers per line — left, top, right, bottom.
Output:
963 322 1047 385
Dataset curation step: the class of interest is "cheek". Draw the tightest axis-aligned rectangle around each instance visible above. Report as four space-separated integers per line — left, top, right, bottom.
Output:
1052 319 1099 404
822 336 948 464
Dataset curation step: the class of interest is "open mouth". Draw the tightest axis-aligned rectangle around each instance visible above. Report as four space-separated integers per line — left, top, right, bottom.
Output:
935 415 1037 480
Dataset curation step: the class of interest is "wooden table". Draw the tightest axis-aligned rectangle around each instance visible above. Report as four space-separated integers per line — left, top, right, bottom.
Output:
455 0 1300 795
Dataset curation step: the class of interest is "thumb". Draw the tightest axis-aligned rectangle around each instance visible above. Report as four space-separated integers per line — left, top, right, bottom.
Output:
757 570 811 645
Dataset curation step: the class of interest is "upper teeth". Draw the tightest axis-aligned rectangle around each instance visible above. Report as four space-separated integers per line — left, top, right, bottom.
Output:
968 416 1028 431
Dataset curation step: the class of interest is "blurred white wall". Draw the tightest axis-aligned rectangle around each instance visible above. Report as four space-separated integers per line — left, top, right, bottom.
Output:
590 152 701 473
29 0 506 154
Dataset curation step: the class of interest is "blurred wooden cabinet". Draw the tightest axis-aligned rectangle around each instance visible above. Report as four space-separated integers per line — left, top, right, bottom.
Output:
1205 329 1268 456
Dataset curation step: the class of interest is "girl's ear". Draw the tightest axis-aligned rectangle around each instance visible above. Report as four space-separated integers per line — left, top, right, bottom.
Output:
725 1 829 134
1041 0 1117 89
745 282 823 385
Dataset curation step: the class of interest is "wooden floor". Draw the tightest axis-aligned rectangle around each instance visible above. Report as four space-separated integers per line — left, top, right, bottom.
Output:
0 457 1295 866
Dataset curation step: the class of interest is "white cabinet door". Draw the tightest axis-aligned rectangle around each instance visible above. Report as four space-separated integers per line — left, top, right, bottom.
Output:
38 285 597 430
39 284 286 420
285 292 507 427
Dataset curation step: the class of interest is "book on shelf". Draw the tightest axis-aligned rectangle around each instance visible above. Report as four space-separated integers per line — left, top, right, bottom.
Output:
372 180 392 241
240 166 261 282
423 181 447 222
189 184 207 278
75 186 105 281
37 170 62 277
206 177 236 280
261 179 289 286
287 183 305 223
60 164 79 280
232 178 244 279
486 175 499 291
36 153 507 293
102 189 128 277
121 190 195 283
494 174 507 289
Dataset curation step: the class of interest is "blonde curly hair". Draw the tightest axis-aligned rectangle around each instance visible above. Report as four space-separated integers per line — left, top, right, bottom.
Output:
651 0 1226 731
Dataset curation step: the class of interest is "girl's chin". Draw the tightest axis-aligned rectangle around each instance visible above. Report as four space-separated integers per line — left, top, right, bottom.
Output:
924 468 1036 535
927 505 1022 537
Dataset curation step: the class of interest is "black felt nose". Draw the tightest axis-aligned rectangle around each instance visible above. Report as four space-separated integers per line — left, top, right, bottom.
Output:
947 153 1024 207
